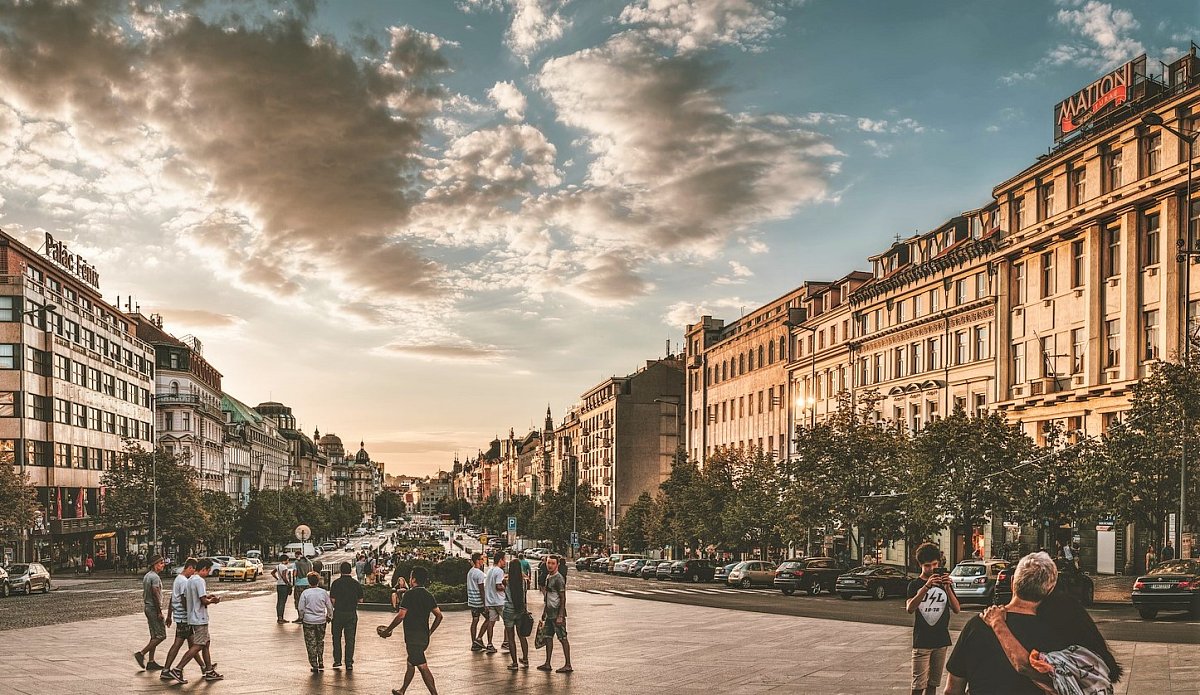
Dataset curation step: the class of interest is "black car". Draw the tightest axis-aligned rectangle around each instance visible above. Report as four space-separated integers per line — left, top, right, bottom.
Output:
774 557 843 596
665 559 716 582
640 560 668 579
993 558 1094 606
1132 559 1200 619
835 564 911 600
712 562 739 584
575 556 599 571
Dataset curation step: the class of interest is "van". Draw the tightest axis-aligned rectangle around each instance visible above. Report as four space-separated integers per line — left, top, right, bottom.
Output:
283 542 318 559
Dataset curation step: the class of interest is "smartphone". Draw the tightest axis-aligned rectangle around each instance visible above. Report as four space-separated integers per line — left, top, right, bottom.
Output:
932 567 949 576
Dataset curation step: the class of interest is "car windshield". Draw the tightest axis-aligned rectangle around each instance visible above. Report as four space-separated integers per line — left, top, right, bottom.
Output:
8 564 28 574
951 564 985 577
846 566 878 576
778 561 802 570
1149 561 1197 575
228 561 246 568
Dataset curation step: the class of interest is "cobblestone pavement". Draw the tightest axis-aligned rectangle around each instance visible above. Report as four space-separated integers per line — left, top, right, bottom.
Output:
2 588 1199 694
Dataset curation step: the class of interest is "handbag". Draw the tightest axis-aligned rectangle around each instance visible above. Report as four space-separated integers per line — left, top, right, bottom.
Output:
517 611 534 637
533 618 546 648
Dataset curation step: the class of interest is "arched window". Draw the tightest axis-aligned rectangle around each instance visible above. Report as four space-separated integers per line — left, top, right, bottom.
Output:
779 336 787 361
748 350 754 371
739 354 746 374
768 341 775 363
170 381 179 395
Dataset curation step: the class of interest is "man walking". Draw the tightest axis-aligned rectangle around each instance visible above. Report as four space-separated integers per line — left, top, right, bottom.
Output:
537 555 572 673
134 555 167 671
481 551 506 654
158 558 198 681
292 550 313 623
466 552 487 652
167 558 223 684
904 543 959 695
299 571 334 673
271 552 293 623
329 561 363 670
380 566 443 695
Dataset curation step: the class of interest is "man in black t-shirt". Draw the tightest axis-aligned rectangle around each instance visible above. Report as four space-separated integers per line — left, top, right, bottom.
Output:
329 562 364 671
945 552 1066 695
904 543 960 695
381 566 443 695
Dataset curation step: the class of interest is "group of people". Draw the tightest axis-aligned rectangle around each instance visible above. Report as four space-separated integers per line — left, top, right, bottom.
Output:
905 543 1121 695
134 555 225 684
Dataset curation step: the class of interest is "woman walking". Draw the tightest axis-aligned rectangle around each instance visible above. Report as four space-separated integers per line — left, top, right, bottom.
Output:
298 572 334 673
502 555 529 671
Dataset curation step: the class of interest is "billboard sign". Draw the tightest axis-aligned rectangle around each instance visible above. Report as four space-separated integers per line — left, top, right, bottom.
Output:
1054 55 1146 141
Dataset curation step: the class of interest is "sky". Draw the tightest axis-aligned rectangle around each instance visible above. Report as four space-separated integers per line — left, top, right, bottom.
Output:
0 0 1195 477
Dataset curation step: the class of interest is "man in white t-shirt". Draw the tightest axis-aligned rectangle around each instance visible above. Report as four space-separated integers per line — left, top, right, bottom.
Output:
158 558 198 681
466 553 487 652
167 559 223 684
481 552 507 654
270 553 293 623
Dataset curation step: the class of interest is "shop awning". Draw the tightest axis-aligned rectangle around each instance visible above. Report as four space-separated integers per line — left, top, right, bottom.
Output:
92 531 116 539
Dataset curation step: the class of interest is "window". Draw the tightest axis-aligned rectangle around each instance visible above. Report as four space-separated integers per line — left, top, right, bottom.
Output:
929 288 940 313
87 367 99 391
1071 240 1085 288
1144 310 1159 361
89 448 102 470
927 337 941 371
1014 263 1026 304
55 443 70 468
0 344 16 369
1040 336 1056 377
103 411 115 434
954 331 968 365
974 325 990 360
1070 164 1087 206
1072 328 1085 374
955 278 968 305
27 394 49 421
0 296 17 322
1105 319 1121 368
102 373 115 396
1144 132 1162 175
910 342 922 374
0 392 15 417
71 361 84 386
975 272 987 298
88 407 100 431
1039 181 1055 219
1107 147 1122 190
1012 343 1026 383
54 398 69 424
1014 196 1026 230
72 402 86 428
26 440 50 467
1041 250 1055 298
1190 200 1200 252
104 450 117 470
895 347 907 377
73 445 86 469
1143 212 1160 266
1106 225 1121 278
872 354 882 383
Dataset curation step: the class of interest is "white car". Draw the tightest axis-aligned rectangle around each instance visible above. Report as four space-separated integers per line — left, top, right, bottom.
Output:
320 542 337 552
359 541 371 550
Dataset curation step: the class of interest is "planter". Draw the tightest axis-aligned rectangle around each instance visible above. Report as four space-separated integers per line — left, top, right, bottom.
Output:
360 602 468 613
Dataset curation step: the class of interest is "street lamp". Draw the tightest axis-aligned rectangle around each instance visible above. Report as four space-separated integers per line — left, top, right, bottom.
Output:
1142 111 1196 556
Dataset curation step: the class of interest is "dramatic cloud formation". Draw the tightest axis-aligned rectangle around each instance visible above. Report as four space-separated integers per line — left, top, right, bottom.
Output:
1000 1 1145 83
618 0 792 53
460 0 569 63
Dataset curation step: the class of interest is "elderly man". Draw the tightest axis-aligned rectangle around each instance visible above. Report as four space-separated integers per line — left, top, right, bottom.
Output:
944 552 1066 695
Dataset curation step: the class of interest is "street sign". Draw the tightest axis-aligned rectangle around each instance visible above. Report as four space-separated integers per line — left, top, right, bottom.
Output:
570 532 579 549
507 516 517 532
295 524 311 541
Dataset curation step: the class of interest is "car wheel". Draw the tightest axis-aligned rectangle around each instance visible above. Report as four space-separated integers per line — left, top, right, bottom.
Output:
872 584 886 600
740 578 751 589
1137 607 1158 620
808 583 822 597
42 580 50 594
781 588 795 596
839 593 852 600
0 582 8 598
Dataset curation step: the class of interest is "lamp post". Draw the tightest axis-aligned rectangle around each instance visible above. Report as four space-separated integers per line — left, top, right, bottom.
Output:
1142 112 1196 555
16 302 55 563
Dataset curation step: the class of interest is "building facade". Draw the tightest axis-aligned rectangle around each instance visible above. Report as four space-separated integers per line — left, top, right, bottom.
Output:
221 392 290 503
255 401 327 496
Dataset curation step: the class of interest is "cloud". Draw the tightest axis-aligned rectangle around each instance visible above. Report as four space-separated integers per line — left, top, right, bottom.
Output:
156 308 245 329
563 252 652 305
488 80 528 120
1001 1 1144 83
714 260 753 284
460 0 569 63
618 0 794 53
376 342 506 363
663 296 756 328
856 117 926 134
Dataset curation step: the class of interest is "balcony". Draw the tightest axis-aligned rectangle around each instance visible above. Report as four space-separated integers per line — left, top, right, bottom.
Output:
158 393 200 405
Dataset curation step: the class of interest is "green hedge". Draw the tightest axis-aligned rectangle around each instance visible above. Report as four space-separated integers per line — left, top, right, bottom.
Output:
362 580 466 605
359 557 472 605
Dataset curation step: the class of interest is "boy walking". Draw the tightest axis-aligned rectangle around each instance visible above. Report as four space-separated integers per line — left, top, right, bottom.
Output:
329 561 364 670
904 543 960 695
134 555 167 670
380 566 443 695
158 558 198 681
481 552 506 653
168 558 223 684
299 571 334 673
537 555 572 673
466 552 486 651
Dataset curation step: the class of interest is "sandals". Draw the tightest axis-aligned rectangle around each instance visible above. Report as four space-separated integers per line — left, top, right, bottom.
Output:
556 666 574 673
536 664 553 672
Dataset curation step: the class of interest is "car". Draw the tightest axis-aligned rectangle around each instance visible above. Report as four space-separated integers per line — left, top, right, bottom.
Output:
336 538 348 546
611 558 635 575
727 560 775 588
210 555 234 567
0 566 8 597
575 556 599 571
667 559 717 583
656 560 680 580
993 558 1094 606
359 541 371 550
4 563 51 594
623 558 655 577
217 559 259 582
524 548 551 561
641 560 669 579
344 544 354 552
605 553 645 573
713 562 739 584
835 564 912 600
244 557 265 573
592 556 612 573
949 559 1010 604
1132 559 1200 619
319 542 337 552
773 557 843 596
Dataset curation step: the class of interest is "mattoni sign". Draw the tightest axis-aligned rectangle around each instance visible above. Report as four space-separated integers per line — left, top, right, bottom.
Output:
44 233 100 289
1053 54 1146 142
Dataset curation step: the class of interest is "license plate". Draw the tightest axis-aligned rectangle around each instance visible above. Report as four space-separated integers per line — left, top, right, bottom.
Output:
1152 583 1172 589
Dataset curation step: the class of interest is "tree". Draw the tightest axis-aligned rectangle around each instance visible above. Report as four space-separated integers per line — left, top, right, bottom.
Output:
199 489 239 553
0 457 36 546
435 495 470 520
1006 421 1106 549
530 479 604 550
375 490 405 519
616 492 654 552
101 444 208 556
238 488 291 552
723 447 783 557
656 451 706 554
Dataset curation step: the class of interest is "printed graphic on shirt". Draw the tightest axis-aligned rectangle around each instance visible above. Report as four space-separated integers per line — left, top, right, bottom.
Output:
918 585 948 626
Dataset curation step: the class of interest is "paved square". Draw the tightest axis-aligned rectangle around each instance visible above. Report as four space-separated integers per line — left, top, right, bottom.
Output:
1 591 1197 694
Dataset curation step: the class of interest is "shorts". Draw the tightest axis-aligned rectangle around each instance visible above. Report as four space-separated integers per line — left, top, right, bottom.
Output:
470 605 485 618
911 646 949 690
174 622 193 641
189 624 211 646
485 606 502 622
406 641 428 666
541 615 567 641
145 609 166 640
502 605 517 628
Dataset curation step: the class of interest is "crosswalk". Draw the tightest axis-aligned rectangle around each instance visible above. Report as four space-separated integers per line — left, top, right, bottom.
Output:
580 586 775 598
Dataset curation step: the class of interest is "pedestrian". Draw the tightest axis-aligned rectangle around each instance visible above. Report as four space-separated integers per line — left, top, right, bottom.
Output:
391 569 409 609
1160 541 1176 562
366 554 376 585
134 555 167 671
355 553 367 583
84 554 94 574
503 554 530 670
466 552 487 652
482 551 506 654
158 558 198 682
330 561 363 671
299 571 334 673
167 558 223 684
271 552 293 623
904 543 960 695
292 550 313 623
536 555 572 673
379 566 443 695
1145 546 1158 572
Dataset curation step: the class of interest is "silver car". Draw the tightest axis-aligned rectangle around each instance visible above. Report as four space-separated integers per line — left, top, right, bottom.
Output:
949 559 1010 604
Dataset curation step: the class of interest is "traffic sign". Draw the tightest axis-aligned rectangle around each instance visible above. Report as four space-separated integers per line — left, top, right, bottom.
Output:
294 524 311 541
507 516 517 532
570 531 579 549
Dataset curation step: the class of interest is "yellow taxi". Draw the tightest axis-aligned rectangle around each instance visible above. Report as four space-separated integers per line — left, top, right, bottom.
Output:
217 559 260 582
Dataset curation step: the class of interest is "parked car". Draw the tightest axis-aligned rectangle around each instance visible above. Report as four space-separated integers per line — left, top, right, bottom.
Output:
0 565 8 597
949 559 1010 604
640 560 667 579
993 558 1094 606
727 560 775 588
3 563 51 594
575 556 599 571
1132 559 1200 619
592 556 612 573
210 555 234 567
319 542 337 552
611 558 636 575
665 559 717 583
713 562 739 584
217 559 259 582
605 554 645 574
244 557 265 573
836 564 912 600
656 560 680 580
774 557 843 596
623 558 655 577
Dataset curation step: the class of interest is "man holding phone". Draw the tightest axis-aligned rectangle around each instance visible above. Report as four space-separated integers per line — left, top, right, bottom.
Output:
904 543 960 695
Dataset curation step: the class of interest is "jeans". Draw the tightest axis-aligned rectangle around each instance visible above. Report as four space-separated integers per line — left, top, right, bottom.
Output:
275 585 291 619
331 612 357 665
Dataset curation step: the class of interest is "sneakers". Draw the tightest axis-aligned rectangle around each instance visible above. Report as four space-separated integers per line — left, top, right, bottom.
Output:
134 651 145 669
332 662 342 669
146 661 164 671
485 645 498 654
277 617 287 624
203 670 224 682
346 665 353 672
159 669 175 681
471 639 485 652
168 668 188 684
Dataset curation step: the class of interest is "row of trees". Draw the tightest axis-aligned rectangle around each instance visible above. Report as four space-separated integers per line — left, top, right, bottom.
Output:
616 362 1199 561
466 480 606 550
